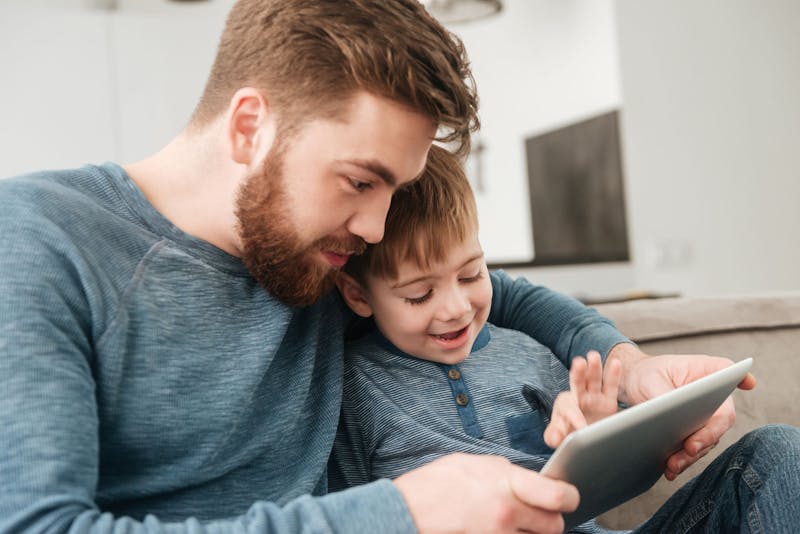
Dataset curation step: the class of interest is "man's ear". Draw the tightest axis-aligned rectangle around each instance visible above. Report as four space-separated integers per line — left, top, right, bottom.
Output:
226 87 276 165
335 272 374 318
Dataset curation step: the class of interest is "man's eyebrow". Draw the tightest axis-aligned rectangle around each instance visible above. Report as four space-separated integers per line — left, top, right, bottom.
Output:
340 159 398 187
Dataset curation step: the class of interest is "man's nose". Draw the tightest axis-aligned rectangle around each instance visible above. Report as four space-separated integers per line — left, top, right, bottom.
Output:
347 195 391 244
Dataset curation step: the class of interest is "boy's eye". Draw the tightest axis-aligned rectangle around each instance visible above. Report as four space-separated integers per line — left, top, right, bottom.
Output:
460 271 483 283
405 290 433 305
348 177 373 192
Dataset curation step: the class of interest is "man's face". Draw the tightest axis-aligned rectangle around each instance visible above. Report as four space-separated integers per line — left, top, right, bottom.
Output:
363 232 493 365
236 92 435 307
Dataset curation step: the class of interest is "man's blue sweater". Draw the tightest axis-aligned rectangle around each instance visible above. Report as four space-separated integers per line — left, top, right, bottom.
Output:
0 163 627 533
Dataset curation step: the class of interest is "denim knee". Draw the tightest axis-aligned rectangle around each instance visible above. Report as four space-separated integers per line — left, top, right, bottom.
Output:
731 423 800 490
739 424 800 459
633 425 800 533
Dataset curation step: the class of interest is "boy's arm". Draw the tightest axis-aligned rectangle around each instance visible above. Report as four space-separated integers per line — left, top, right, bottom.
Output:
488 270 631 366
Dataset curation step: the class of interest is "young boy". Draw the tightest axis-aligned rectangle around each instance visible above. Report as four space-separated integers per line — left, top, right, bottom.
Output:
331 145 621 532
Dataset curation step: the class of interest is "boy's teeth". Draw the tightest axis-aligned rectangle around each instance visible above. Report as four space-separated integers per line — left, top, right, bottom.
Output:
436 328 464 341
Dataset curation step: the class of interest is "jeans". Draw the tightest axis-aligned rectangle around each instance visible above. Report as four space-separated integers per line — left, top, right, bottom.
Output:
628 424 800 534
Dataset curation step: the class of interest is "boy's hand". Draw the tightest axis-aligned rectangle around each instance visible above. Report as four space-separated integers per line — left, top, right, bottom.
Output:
543 351 622 449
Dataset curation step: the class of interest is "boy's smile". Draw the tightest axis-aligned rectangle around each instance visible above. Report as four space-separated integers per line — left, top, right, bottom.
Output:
430 323 473 350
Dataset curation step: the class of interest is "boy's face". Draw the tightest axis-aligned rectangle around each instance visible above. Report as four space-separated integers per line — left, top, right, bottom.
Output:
363 232 493 365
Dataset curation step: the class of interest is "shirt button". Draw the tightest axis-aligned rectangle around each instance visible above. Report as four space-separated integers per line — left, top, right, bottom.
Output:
448 369 461 380
455 393 469 406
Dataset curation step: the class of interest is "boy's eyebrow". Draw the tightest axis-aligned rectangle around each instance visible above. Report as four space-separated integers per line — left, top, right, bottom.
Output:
391 253 485 289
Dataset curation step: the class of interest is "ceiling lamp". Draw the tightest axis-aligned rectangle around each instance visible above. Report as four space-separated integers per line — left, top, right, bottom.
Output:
420 0 503 24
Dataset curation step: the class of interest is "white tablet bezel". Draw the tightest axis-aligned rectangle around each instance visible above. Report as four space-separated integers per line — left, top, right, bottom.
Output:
540 357 753 530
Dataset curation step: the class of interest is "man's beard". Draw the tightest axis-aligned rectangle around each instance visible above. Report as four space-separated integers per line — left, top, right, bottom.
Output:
235 143 366 307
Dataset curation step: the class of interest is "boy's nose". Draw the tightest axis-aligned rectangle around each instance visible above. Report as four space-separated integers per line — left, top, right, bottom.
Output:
438 288 472 321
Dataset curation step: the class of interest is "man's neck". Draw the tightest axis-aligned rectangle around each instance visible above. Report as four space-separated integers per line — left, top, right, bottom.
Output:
124 127 246 257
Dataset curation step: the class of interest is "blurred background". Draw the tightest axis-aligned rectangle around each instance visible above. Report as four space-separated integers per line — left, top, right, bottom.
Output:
1 0 798 301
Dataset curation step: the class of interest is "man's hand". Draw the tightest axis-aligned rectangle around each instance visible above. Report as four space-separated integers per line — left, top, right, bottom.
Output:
607 344 756 480
394 453 579 534
543 351 621 449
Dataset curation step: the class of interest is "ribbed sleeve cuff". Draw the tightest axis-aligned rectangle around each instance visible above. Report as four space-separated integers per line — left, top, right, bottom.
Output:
569 321 632 363
319 479 416 534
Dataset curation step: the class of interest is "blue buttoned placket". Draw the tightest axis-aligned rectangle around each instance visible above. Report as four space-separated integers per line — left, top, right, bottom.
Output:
369 324 492 439
439 363 482 438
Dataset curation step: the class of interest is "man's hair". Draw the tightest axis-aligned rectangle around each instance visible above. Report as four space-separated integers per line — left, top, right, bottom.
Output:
190 0 479 155
345 144 478 283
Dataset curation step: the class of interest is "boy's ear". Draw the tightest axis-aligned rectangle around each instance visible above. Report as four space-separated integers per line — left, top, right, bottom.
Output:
335 272 374 318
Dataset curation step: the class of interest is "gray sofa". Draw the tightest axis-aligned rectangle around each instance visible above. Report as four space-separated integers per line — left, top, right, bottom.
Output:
591 293 800 530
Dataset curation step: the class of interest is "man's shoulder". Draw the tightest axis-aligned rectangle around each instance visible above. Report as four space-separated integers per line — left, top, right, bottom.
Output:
0 164 155 280
0 164 120 225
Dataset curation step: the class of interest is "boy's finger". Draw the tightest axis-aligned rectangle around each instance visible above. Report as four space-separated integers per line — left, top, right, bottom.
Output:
543 424 564 448
586 351 603 393
560 396 587 431
569 356 587 393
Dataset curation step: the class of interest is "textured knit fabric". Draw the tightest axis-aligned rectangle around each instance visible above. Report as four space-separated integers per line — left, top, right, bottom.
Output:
331 323 607 534
0 163 629 533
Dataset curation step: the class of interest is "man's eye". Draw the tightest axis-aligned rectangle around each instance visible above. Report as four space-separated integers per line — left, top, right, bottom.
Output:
405 290 432 305
349 178 372 192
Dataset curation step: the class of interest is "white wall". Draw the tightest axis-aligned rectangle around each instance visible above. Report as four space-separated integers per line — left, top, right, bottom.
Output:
0 1 230 178
0 7 116 176
615 0 800 296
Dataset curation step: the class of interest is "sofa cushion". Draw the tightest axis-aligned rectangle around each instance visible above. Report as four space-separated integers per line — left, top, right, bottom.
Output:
595 293 800 342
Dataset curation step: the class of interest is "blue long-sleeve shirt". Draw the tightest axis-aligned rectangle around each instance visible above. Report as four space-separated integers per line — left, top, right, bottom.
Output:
0 163 628 533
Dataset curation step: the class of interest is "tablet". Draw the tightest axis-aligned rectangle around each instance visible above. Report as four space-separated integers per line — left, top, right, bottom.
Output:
540 357 753 530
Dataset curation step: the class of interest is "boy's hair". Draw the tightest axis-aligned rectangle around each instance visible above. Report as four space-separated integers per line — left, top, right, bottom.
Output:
345 144 478 283
190 0 479 155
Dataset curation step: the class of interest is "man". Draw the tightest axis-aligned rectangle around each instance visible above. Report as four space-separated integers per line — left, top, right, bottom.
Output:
1 1 795 533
